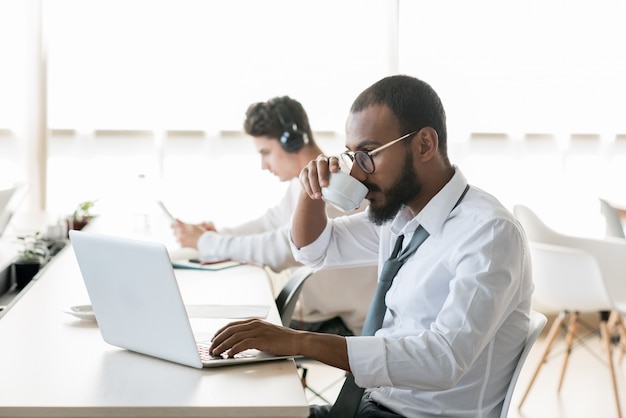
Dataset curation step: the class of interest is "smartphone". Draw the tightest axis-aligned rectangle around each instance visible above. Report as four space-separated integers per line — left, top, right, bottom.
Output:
156 200 175 222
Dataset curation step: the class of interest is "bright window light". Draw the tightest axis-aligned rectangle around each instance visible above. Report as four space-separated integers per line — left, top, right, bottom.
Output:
46 0 391 133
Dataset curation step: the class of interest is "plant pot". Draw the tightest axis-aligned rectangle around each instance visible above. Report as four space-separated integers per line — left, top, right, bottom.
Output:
66 217 91 236
12 261 41 290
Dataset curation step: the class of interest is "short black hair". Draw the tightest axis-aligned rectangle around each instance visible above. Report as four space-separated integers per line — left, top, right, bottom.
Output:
243 96 314 145
351 75 448 160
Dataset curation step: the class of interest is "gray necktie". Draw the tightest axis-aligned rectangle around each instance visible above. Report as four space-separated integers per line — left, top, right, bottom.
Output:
327 226 430 418
361 227 429 336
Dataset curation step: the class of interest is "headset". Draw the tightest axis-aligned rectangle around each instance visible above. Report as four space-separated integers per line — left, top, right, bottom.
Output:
271 98 310 153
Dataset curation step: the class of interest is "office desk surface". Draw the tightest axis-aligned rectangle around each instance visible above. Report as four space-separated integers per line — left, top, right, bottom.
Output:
0 240 309 417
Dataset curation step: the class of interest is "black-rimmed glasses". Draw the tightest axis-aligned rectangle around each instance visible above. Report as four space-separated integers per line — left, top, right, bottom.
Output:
340 131 418 174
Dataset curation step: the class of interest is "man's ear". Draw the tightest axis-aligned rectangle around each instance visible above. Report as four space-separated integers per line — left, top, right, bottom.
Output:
416 127 439 161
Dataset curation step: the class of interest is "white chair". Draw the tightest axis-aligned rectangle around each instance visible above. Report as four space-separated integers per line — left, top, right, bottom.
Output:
598 198 626 363
513 204 625 418
599 198 625 239
500 310 546 418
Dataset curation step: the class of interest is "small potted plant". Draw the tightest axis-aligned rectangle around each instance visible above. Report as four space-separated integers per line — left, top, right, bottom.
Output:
67 200 97 233
13 231 50 290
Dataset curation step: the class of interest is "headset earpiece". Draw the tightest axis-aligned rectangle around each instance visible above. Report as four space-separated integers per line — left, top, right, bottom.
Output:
272 99 309 153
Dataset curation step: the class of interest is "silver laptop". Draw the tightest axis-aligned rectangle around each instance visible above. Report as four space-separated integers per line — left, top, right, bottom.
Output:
69 230 293 368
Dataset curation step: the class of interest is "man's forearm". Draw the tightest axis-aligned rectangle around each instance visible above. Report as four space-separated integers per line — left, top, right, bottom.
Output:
291 189 328 249
296 331 350 371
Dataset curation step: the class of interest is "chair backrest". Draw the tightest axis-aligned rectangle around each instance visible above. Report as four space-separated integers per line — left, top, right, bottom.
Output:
528 242 611 312
512 204 566 244
513 204 626 309
599 198 625 239
275 266 315 327
500 310 547 418
598 200 626 315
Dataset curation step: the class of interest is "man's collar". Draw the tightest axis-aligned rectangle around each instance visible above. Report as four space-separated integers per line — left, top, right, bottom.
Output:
390 167 468 236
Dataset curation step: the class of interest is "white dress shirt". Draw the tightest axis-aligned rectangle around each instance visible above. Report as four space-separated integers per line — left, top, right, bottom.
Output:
197 179 377 334
292 168 533 417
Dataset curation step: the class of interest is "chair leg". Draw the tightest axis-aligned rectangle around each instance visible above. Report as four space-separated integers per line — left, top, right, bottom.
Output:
613 313 626 364
619 321 626 364
299 365 308 389
557 311 578 391
600 318 623 418
298 364 332 404
607 310 620 333
607 311 622 352
518 311 567 409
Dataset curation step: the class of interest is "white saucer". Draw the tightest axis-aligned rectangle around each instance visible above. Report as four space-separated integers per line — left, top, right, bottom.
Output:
64 305 96 321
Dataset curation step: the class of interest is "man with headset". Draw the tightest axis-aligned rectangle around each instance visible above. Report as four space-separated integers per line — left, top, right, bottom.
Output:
172 96 377 337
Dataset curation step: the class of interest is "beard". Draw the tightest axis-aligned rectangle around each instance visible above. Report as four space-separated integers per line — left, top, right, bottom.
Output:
366 152 422 226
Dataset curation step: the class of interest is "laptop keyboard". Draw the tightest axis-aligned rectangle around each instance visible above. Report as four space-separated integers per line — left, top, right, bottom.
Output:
197 342 225 362
197 342 259 362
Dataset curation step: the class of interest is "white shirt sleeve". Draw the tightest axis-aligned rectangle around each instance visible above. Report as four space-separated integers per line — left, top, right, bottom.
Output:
196 180 299 271
290 210 380 270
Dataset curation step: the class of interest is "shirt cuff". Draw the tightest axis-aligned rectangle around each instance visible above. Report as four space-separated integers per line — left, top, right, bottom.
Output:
196 232 226 263
347 336 392 387
289 222 332 266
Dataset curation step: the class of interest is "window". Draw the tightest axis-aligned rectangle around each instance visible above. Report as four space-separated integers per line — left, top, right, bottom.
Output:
0 0 29 188
4 0 626 216
398 0 626 138
46 0 392 132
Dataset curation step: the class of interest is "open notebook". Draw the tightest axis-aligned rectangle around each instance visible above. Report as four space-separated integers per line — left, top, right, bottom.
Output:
69 230 293 368
168 247 241 271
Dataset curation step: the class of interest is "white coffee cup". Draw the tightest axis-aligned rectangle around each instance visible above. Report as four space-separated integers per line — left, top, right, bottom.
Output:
321 171 368 212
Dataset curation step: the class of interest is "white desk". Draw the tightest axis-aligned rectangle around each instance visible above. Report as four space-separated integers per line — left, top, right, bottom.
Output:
0 221 309 417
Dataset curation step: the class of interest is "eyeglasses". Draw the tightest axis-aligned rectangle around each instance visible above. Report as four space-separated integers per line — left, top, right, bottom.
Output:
340 131 418 174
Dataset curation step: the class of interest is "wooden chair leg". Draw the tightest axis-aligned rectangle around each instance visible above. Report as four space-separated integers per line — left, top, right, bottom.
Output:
557 311 578 391
607 310 620 332
607 311 623 355
600 318 623 418
615 314 626 364
518 311 567 409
